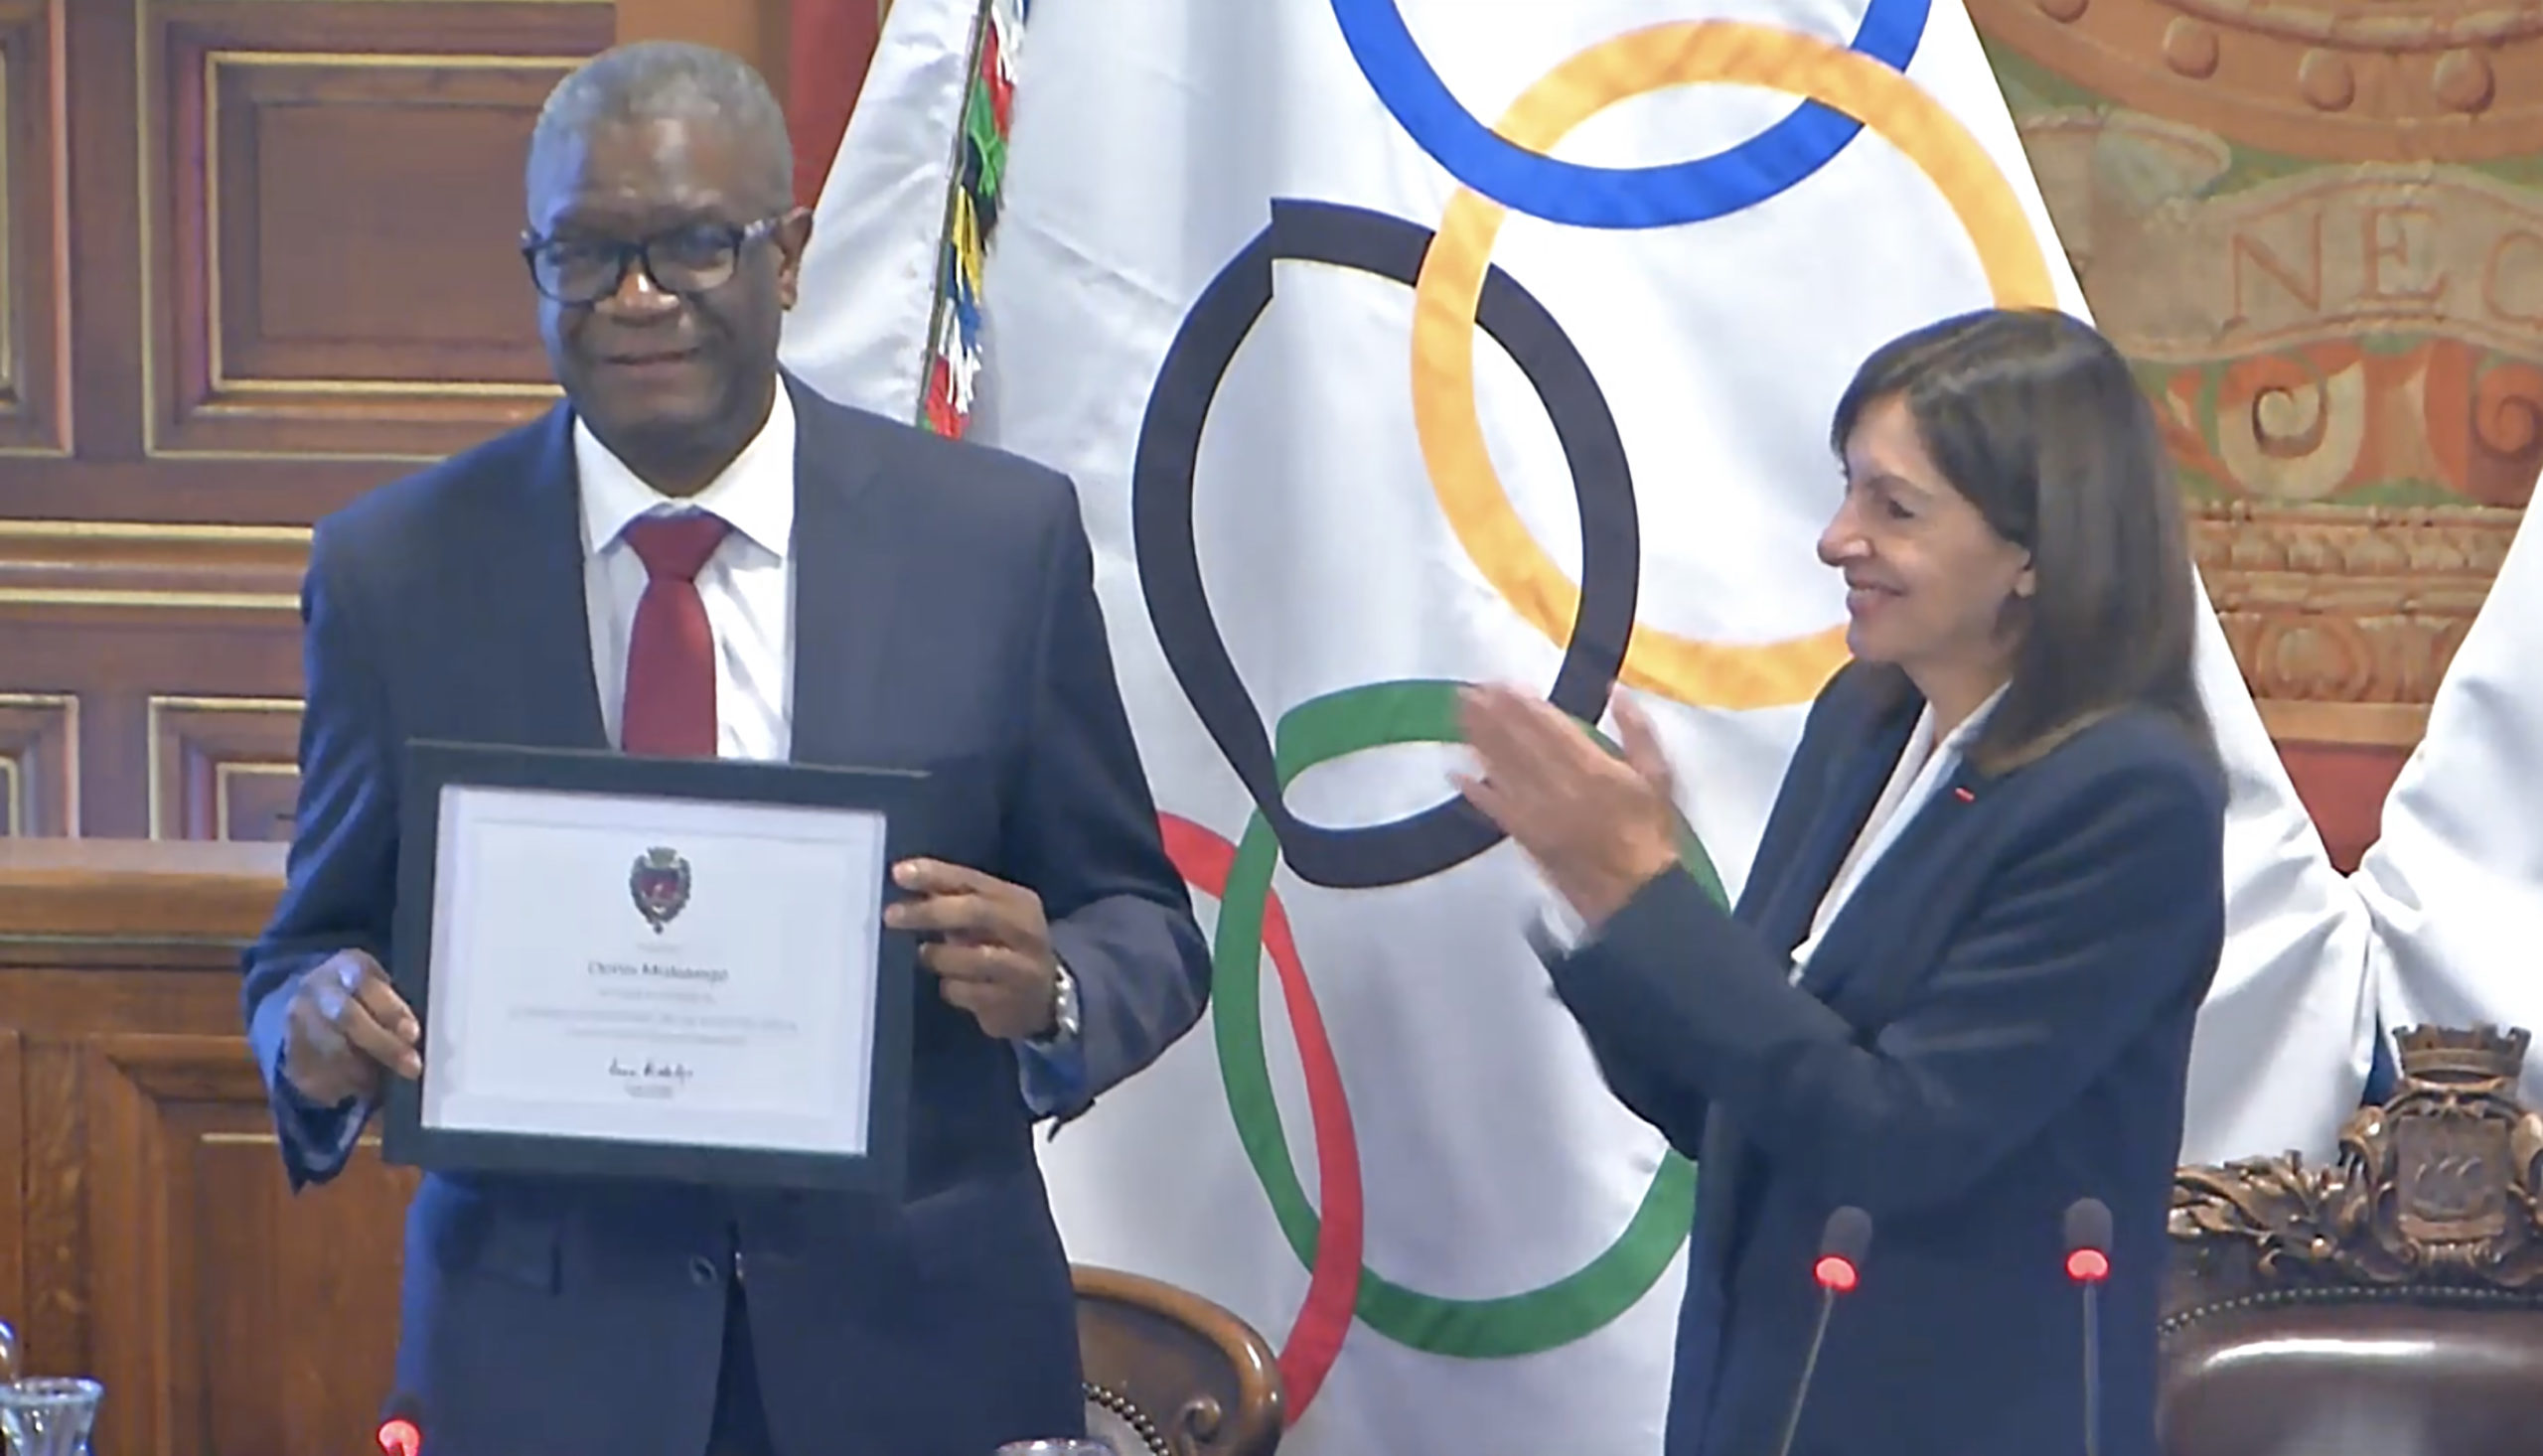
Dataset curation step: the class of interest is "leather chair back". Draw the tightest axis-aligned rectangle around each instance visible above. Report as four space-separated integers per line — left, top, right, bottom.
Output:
2160 1024 2543 1456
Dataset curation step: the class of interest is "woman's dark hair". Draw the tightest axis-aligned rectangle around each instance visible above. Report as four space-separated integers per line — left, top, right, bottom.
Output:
1829 307 2213 771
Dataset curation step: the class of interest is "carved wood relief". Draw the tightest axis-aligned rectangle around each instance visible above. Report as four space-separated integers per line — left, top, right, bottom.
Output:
1969 1 2543 752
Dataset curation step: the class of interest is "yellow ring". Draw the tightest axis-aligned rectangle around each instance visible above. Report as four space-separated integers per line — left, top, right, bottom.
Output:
1411 21 2059 710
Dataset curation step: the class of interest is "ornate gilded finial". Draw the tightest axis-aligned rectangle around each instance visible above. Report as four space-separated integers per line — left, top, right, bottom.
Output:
2391 1025 2529 1087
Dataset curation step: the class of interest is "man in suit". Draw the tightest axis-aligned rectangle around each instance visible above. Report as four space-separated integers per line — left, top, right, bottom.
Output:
239 41 1211 1456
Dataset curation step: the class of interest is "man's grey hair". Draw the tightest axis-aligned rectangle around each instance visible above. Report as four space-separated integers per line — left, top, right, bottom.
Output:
527 41 795 212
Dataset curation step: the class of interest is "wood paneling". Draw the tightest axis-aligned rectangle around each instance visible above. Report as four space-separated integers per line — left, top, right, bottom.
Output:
172 46 576 458
0 0 68 456
154 6 600 462
0 692 77 836
146 695 300 842
87 1036 415 1456
0 521 306 839
617 0 790 102
0 0 614 835
1 0 613 522
0 841 418 1456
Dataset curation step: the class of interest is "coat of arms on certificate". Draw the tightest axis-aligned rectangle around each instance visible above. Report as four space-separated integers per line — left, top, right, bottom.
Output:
630 847 692 932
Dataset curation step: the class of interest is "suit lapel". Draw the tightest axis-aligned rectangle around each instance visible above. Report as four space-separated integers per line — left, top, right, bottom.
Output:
1799 757 1991 1008
502 404 610 752
1750 705 1917 963
1693 688 1918 1290
783 379 896 766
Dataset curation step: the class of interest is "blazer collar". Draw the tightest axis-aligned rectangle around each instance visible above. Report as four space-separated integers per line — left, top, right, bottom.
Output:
509 402 611 753
1750 689 1922 963
776 373 897 767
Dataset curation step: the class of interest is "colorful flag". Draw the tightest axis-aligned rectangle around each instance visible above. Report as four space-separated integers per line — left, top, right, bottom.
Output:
783 1 2376 1447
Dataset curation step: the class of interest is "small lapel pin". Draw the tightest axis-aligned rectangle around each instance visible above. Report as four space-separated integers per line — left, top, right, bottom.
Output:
1951 786 1976 803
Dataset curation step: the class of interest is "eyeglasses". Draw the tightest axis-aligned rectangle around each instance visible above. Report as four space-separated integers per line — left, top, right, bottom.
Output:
521 215 790 306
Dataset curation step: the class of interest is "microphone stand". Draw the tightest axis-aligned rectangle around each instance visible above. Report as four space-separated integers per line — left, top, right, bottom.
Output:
2080 1277 2101 1456
1771 1284 1839 1456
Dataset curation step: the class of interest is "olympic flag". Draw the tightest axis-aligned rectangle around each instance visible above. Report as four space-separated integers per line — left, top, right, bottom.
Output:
783 0 2376 1449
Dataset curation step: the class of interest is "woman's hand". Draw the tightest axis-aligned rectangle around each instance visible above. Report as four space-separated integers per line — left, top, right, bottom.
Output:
1455 684 1682 928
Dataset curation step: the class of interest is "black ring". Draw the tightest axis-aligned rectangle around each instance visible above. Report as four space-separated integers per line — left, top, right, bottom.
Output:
1130 199 1640 889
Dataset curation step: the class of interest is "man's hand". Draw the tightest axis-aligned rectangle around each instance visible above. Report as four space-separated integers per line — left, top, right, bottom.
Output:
280 949 421 1105
883 859 1061 1041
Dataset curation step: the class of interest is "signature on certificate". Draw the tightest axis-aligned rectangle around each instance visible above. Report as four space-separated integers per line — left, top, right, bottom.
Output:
608 1056 697 1098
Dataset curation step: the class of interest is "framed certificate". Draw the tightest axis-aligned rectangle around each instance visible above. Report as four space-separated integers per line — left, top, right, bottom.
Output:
378 740 921 1195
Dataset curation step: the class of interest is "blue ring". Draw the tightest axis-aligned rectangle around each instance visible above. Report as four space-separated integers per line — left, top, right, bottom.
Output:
1329 0 1931 230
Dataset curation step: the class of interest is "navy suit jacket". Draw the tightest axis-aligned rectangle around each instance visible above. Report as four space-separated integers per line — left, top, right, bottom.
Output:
239 378 1212 1456
1547 662 2225 1456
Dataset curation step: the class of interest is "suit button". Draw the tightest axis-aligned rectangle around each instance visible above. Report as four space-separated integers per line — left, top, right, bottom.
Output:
733 1251 747 1284
688 1255 719 1286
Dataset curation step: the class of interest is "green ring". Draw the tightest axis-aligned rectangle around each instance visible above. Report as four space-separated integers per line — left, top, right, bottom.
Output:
1214 677 1719 1358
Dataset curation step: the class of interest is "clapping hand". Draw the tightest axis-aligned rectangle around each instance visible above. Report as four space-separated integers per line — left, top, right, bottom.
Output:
1454 685 1681 928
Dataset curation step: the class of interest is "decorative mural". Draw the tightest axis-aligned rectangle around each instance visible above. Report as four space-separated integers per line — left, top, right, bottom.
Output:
1971 0 2540 745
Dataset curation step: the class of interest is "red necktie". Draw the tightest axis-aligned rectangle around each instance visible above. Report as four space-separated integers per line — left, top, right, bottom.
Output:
619 511 731 757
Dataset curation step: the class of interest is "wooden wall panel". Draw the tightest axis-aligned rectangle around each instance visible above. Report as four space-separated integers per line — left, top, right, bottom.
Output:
146 695 299 842
167 42 579 459
0 0 68 456
0 843 419 1456
0 692 77 836
0 1 616 836
152 5 602 462
2 0 613 521
0 1027 22 1369
0 521 305 839
86 1035 415 1456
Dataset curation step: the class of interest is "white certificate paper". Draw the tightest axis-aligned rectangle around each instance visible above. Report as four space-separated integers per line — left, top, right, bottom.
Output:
417 784 886 1158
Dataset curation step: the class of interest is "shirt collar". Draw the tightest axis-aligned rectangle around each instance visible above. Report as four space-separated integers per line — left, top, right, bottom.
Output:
573 382 797 561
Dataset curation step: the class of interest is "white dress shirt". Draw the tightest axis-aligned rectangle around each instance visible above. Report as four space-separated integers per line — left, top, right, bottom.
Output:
575 388 798 760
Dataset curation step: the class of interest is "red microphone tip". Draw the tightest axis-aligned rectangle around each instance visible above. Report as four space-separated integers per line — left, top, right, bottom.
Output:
1812 1254 1859 1292
2065 1247 2111 1284
377 1417 421 1456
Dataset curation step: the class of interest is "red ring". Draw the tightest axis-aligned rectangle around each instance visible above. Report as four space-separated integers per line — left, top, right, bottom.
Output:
1160 814 1365 1417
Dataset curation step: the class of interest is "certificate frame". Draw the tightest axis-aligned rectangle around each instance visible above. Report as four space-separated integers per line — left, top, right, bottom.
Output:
379 739 922 1196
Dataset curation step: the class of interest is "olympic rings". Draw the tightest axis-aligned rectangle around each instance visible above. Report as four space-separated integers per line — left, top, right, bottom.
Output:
1201 678 1711 1360
1328 0 1931 229
1411 20 2059 709
1132 200 1639 890
1121 0 2072 1394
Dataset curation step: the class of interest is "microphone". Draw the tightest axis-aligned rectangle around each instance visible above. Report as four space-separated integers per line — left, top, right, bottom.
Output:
375 1392 423 1456
2064 1197 2113 1456
1772 1205 1872 1456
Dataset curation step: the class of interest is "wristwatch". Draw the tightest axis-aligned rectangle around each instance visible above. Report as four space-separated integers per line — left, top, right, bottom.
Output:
1035 960 1082 1045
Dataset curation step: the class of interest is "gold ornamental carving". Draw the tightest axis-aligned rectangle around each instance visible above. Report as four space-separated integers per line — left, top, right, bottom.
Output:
2169 1025 2543 1300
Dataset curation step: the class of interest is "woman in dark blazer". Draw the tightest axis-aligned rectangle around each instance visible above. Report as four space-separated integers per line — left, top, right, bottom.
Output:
1458 308 2225 1456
